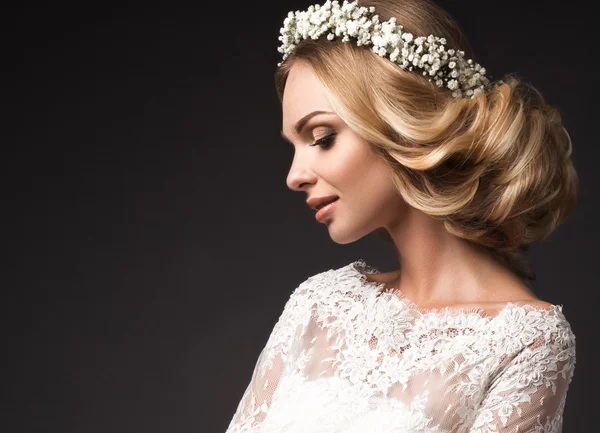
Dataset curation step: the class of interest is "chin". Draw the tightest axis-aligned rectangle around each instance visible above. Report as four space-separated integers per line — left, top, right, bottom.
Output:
326 222 370 245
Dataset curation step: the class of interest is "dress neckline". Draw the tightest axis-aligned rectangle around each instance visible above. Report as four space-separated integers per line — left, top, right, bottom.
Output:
348 259 562 323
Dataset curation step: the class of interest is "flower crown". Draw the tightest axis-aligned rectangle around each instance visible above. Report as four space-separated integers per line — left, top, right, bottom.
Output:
277 0 491 99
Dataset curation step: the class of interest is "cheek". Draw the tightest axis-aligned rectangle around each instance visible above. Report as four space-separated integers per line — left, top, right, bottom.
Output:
348 155 398 209
325 134 397 206
327 139 374 185
327 151 363 184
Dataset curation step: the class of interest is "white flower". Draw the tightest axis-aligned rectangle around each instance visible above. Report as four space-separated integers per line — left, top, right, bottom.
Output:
346 20 359 36
447 79 459 90
277 0 491 99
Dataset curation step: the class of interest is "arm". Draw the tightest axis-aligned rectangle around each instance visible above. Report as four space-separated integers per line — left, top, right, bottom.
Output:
225 284 312 433
224 344 288 433
468 322 576 433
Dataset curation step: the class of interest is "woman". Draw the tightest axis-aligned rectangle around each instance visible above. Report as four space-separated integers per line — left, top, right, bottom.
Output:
225 1 578 432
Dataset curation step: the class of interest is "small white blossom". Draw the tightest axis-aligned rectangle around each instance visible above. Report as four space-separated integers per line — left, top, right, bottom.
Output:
276 0 491 98
346 20 359 36
447 79 459 90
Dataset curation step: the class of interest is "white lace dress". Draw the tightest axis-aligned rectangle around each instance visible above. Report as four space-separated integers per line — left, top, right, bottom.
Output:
224 259 576 433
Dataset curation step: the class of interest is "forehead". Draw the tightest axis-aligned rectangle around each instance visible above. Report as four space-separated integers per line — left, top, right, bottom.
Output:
282 61 334 131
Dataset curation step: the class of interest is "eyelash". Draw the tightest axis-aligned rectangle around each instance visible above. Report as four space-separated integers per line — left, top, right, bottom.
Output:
310 132 337 149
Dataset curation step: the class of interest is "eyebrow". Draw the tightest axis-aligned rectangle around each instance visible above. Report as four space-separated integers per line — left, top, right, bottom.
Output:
280 110 336 144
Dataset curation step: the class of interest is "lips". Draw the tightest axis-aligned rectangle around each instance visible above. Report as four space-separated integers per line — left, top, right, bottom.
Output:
307 195 340 211
316 197 339 210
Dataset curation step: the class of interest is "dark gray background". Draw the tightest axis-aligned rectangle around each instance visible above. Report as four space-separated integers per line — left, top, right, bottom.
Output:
3 1 597 432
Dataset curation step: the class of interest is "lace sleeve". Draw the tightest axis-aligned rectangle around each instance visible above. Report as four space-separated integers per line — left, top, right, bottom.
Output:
224 284 312 433
468 324 576 433
223 344 287 433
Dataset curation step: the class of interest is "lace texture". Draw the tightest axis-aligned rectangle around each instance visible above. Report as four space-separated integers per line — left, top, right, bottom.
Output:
225 260 576 433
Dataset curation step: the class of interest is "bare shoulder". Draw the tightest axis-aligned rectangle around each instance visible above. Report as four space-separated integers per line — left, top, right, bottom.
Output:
494 279 556 310
364 271 397 284
364 269 556 312
512 298 556 311
490 281 556 312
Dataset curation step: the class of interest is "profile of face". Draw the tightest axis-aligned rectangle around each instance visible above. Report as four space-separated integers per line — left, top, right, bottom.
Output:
281 60 407 244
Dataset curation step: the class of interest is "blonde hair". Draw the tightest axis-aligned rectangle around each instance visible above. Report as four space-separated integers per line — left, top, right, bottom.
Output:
275 0 579 281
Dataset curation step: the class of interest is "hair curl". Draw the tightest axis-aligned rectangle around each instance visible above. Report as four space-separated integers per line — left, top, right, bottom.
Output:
275 0 578 281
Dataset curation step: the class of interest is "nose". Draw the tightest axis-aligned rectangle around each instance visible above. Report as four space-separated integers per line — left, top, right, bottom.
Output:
286 164 316 191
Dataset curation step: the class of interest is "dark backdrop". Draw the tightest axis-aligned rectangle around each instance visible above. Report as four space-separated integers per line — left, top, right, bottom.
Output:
3 1 597 432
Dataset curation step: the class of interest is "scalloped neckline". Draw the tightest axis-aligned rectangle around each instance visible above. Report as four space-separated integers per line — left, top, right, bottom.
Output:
348 259 561 322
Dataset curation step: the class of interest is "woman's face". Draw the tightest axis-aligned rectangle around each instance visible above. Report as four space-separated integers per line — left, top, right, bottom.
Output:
281 60 406 244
